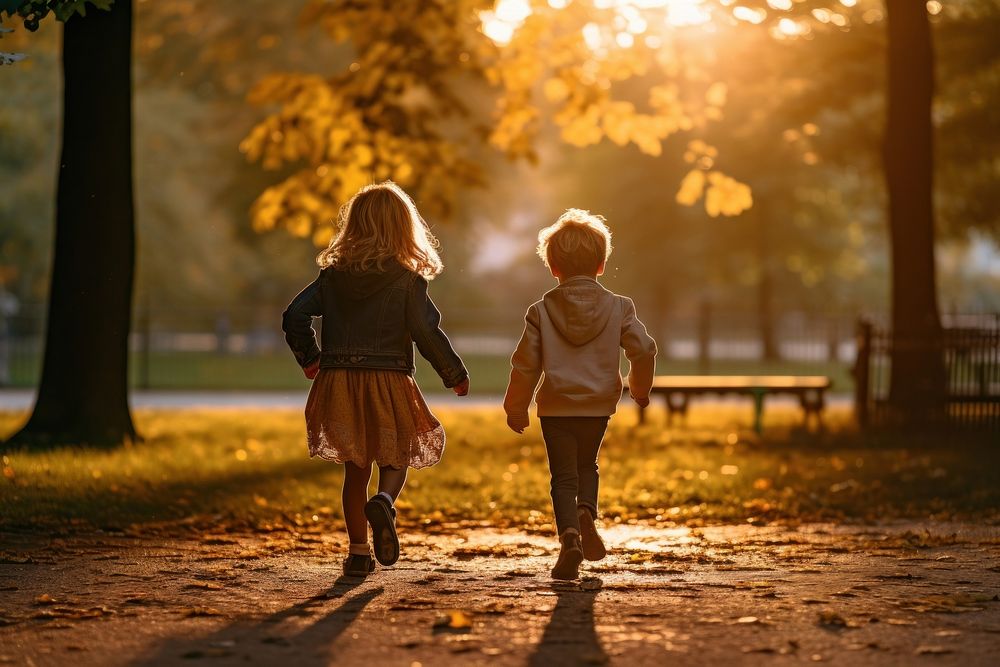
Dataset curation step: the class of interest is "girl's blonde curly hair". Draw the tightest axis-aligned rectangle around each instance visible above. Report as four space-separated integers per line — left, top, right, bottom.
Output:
317 181 443 279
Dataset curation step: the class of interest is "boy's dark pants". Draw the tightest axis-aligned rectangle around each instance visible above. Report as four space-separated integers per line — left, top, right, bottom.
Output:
540 416 610 535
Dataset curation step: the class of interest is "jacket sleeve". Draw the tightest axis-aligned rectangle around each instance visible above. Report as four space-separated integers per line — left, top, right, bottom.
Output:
621 297 657 399
406 274 468 388
281 274 322 368
503 304 543 419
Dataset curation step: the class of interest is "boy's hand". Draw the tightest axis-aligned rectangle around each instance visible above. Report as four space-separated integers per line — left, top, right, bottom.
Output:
452 377 470 396
507 414 529 434
303 361 320 380
632 394 650 408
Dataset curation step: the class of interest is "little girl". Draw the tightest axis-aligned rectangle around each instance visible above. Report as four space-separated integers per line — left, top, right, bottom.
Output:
282 181 470 577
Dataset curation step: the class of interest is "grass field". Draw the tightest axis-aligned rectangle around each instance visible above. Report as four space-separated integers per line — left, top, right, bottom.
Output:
2 404 997 535
5 350 855 394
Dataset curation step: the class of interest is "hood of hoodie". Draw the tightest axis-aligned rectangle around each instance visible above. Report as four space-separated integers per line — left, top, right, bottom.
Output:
328 262 408 300
542 277 617 346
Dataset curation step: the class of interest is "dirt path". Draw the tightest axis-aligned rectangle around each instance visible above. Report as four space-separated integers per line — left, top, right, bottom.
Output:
2 522 999 666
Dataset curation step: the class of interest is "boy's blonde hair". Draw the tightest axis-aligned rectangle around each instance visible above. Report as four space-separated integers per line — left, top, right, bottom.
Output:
317 181 443 279
537 208 613 277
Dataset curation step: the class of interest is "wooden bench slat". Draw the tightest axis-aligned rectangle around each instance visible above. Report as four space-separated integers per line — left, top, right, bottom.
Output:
630 375 832 391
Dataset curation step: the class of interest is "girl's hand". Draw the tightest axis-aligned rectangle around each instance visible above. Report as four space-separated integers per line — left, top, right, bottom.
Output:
452 377 470 396
507 414 529 434
303 361 320 380
632 394 650 408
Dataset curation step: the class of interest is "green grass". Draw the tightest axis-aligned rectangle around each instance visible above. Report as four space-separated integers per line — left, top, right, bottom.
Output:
2 404 997 535
6 350 853 394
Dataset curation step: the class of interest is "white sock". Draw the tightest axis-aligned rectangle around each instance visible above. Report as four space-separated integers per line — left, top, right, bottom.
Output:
348 542 370 556
377 491 394 506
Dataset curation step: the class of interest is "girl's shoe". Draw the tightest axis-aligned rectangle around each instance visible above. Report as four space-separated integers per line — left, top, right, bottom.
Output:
342 553 376 578
364 495 400 566
551 530 584 580
577 506 607 561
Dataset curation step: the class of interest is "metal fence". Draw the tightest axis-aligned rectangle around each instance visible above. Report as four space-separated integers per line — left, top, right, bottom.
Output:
854 315 1000 431
657 306 856 369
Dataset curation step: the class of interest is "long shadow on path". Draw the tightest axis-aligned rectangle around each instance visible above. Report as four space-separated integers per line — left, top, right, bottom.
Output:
134 576 382 666
529 578 606 667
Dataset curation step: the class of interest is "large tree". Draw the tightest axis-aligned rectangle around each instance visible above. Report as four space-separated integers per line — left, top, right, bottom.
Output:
882 0 946 421
2 0 138 447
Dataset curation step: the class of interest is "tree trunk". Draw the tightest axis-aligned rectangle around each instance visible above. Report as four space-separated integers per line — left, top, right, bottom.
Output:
883 0 946 424
5 1 138 447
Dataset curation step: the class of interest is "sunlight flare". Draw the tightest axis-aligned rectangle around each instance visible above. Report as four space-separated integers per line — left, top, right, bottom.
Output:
481 0 715 48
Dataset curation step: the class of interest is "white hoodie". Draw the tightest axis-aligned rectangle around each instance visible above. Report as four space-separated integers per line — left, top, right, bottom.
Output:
504 276 657 418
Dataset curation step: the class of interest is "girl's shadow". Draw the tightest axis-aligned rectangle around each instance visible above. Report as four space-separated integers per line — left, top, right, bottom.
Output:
134 576 382 666
529 577 606 666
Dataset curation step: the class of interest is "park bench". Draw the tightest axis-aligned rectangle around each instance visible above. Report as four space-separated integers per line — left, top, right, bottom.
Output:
625 375 832 434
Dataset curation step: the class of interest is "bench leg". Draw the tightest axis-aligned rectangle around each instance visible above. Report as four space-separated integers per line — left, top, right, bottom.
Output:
666 393 688 427
800 390 826 432
752 390 766 435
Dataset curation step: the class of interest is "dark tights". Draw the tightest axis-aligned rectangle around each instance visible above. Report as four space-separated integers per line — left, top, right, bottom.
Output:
342 463 407 544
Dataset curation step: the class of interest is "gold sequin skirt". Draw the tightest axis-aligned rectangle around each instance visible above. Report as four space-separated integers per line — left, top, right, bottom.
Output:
305 368 445 469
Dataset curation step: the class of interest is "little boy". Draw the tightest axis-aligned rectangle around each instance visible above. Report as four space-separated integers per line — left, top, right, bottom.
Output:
504 209 657 580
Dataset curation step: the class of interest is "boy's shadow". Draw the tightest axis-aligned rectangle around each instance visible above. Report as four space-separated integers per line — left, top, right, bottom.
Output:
529 577 606 667
134 576 381 666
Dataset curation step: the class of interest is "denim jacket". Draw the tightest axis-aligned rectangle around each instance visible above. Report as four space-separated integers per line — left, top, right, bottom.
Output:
281 262 468 388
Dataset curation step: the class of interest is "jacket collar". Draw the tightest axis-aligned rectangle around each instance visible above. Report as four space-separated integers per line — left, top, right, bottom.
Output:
557 275 599 287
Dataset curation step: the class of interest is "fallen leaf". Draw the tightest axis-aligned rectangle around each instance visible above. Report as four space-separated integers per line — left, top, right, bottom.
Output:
742 646 776 653
934 630 961 637
31 606 115 621
184 582 224 591
452 546 513 560
434 610 473 633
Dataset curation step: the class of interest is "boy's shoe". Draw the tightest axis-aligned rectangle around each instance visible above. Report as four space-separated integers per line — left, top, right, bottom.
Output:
578 506 607 561
364 495 400 566
551 530 584 580
342 553 376 578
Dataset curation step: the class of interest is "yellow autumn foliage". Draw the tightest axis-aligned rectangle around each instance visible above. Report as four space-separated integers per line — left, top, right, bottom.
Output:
705 171 754 218
676 169 707 207
705 81 728 108
242 0 753 244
